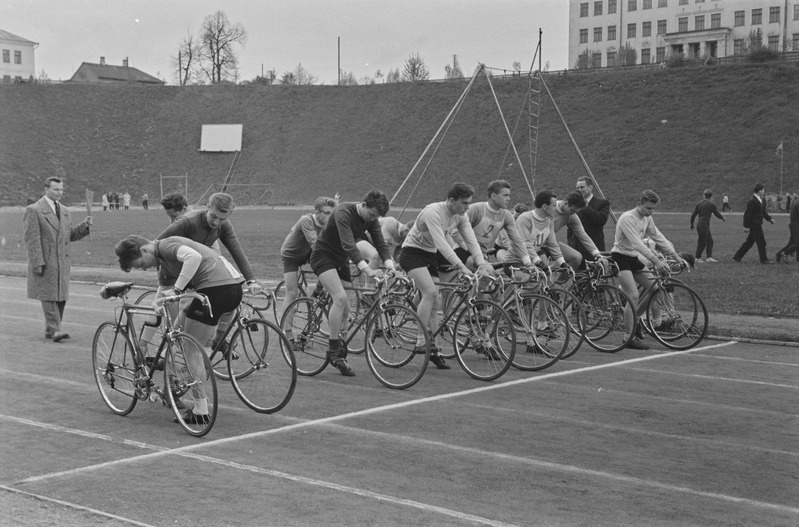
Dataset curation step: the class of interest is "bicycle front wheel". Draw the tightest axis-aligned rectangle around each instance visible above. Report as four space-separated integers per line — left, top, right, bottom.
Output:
503 295 567 372
229 318 298 413
547 287 586 359
134 289 156 306
646 281 708 350
365 304 430 389
280 297 330 376
454 300 516 381
580 284 635 353
164 332 217 437
92 322 138 415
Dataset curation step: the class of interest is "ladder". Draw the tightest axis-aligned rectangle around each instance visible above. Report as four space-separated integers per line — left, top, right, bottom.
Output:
527 72 542 195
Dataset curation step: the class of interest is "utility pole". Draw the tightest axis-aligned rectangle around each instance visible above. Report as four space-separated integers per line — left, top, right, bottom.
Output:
337 37 341 85
178 51 182 85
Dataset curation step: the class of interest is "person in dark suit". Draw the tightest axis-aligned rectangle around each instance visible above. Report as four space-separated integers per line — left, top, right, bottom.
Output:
23 177 92 342
689 188 725 263
568 175 611 263
733 183 775 264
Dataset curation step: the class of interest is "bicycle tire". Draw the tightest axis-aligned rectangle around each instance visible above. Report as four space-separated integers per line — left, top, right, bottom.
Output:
437 291 467 360
134 289 157 306
344 288 367 355
280 297 330 376
365 304 430 389
92 322 138 416
646 281 708 350
502 295 567 371
546 287 586 359
454 299 516 381
229 318 298 413
164 332 217 437
579 284 635 353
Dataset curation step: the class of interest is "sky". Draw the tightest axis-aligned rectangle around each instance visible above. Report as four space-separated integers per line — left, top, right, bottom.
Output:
1 0 569 84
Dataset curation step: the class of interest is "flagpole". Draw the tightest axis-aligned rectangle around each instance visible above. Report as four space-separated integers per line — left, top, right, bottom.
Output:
780 137 784 195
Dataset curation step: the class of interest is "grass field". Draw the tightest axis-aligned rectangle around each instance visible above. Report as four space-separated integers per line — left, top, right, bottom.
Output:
0 205 796 319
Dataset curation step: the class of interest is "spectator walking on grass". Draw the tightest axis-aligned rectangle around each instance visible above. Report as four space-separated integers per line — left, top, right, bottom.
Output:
775 196 799 263
721 193 731 212
122 191 131 210
23 177 92 343
101 193 109 211
690 189 725 263
733 184 775 264
141 193 149 210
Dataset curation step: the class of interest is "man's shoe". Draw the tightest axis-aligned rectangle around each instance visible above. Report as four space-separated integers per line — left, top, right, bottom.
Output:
705 257 718 263
760 260 774 265
52 331 70 342
429 353 451 370
732 257 741 263
44 332 52 339
695 258 705 264
626 337 649 350
776 251 784 263
174 410 210 425
330 358 355 376
477 345 502 361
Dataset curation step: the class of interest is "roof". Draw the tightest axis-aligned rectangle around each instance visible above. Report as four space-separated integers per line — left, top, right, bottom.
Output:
0 28 38 46
68 62 165 85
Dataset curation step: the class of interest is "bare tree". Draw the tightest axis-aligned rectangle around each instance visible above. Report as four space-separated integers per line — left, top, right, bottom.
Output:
198 11 247 84
385 68 402 83
402 53 429 81
374 69 383 83
444 55 463 79
339 70 358 85
281 63 317 85
173 32 201 85
280 71 296 85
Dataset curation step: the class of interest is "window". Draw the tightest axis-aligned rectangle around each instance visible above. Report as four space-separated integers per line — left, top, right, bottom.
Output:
733 39 745 55
695 0 704 3
711 13 721 29
580 2 589 17
656 46 666 62
695 15 705 31
734 11 745 26
628 0 637 12
752 9 762 25
643 21 652 36
607 51 617 66
657 19 667 35
1 49 8 63
679 0 688 5
13 50 21 64
768 35 779 51
609 0 617 14
592 52 602 68
608 25 617 40
580 28 589 43
769 7 780 24
678 17 688 32
795 5 799 21
643 0 652 9
627 23 636 38
793 34 799 51
594 27 603 41
595 1 603 15
3 75 10 83
658 0 667 7
641 48 651 63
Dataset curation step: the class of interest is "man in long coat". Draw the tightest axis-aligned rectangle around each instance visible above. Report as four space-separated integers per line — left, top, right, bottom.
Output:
24 177 92 341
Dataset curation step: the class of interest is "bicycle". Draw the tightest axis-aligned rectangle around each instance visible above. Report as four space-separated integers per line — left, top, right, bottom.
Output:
569 259 635 353
280 272 430 389
273 266 318 323
634 258 708 350
92 282 217 437
540 265 587 359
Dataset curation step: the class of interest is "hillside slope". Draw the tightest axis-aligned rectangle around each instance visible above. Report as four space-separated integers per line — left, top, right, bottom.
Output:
1 63 797 210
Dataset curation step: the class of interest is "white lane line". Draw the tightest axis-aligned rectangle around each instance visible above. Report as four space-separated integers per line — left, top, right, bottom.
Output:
16 341 737 480
0 369 89 389
626 367 799 390
0 484 155 527
0 314 101 329
690 353 799 367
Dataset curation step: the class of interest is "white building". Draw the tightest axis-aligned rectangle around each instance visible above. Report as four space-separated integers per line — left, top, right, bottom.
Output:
0 28 37 82
568 0 799 69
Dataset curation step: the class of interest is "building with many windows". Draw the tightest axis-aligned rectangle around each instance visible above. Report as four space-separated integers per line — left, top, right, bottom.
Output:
0 28 37 83
568 0 799 68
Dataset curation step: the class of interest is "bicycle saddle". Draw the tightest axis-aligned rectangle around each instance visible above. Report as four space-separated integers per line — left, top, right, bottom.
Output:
100 281 134 299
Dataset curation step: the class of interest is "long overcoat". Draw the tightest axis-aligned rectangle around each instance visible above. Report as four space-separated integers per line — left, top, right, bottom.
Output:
23 197 90 301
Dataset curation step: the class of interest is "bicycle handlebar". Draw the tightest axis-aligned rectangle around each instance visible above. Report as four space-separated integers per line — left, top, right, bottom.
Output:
154 291 214 320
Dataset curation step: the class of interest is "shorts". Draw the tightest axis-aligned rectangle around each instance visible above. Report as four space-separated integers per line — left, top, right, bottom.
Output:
186 283 244 325
399 246 440 277
453 247 471 265
310 249 352 283
282 253 311 274
611 252 646 272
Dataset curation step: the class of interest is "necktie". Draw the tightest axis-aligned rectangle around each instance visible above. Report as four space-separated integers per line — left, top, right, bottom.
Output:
55 202 60 219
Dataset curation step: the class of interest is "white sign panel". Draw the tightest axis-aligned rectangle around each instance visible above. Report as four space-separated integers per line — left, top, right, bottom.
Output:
200 124 243 152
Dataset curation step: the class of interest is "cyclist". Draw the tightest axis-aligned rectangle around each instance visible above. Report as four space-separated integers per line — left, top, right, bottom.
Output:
160 193 190 223
508 190 566 270
610 189 687 350
398 182 495 370
552 191 608 272
280 196 336 313
310 190 395 376
115 234 245 425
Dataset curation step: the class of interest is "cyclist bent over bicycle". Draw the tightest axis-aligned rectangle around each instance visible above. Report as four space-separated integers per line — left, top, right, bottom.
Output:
610 190 687 351
115 235 245 424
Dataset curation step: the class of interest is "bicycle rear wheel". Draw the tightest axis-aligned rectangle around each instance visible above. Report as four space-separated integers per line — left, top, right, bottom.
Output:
280 298 330 376
229 318 298 413
164 332 217 437
92 322 138 415
454 300 516 381
365 304 430 389
546 287 586 359
344 288 367 355
134 289 156 306
646 282 708 350
579 284 634 353
503 295 567 372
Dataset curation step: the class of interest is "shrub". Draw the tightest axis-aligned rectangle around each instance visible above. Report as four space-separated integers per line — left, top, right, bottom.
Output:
748 48 779 62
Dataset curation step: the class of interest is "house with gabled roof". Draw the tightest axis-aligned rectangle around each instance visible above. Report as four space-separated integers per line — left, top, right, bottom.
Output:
68 57 164 85
0 28 38 83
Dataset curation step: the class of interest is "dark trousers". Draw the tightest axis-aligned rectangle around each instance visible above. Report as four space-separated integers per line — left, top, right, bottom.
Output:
733 224 768 262
41 300 66 335
722 203 731 212
694 221 714 258
778 224 799 259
